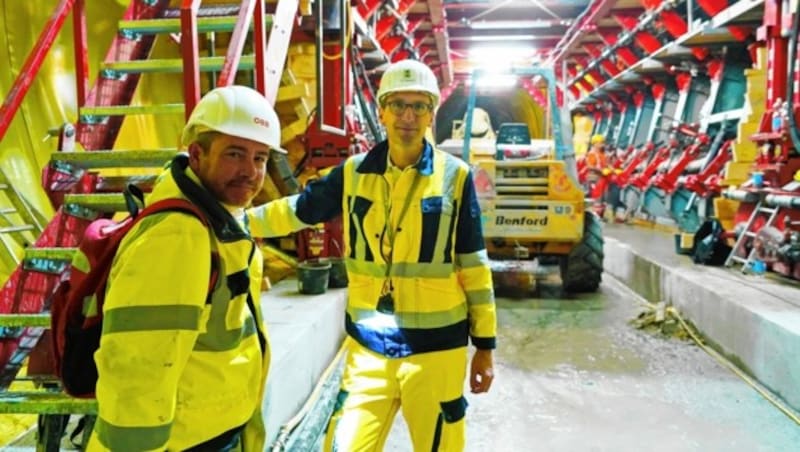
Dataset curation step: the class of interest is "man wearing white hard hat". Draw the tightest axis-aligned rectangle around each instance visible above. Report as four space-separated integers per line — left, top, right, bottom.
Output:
248 59 497 451
89 85 274 451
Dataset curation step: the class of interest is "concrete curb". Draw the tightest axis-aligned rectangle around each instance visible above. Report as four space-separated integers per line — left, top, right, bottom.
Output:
604 236 800 413
259 279 346 447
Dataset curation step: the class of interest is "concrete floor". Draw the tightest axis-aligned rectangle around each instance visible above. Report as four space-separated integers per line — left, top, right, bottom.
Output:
384 276 800 452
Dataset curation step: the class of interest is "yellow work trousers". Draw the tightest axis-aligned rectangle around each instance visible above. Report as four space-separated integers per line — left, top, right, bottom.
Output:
324 340 469 452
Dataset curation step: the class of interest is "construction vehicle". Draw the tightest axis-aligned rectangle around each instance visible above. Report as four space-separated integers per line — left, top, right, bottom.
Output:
462 68 604 293
439 107 496 162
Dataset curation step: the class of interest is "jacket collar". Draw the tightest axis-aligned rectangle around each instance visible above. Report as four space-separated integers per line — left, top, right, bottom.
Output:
169 154 249 242
356 139 434 176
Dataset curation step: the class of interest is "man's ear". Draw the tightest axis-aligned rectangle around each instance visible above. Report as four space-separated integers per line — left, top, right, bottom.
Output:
187 142 203 169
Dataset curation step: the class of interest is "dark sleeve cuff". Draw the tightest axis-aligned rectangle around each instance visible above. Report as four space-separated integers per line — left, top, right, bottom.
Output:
470 336 496 350
296 163 345 224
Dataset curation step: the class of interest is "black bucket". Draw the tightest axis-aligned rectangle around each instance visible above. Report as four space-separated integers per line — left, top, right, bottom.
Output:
297 260 331 295
326 257 348 288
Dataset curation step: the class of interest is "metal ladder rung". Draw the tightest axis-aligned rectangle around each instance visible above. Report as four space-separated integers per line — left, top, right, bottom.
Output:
729 255 747 264
0 225 35 233
24 247 77 261
118 15 273 34
724 201 782 269
50 150 177 169
63 193 128 213
96 175 159 192
102 54 255 74
0 313 51 327
0 391 97 415
80 104 184 116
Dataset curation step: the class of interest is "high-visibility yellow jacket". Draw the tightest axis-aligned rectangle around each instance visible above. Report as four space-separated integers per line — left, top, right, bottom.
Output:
250 140 496 356
89 155 269 451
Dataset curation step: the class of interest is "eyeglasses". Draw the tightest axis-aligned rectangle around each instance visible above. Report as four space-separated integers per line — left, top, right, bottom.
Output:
384 100 433 117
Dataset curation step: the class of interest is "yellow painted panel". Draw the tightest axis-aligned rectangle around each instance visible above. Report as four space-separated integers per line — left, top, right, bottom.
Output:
714 198 740 232
572 113 593 156
722 162 755 185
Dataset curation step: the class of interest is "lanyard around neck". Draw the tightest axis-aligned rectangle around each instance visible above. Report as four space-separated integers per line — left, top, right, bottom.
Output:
382 169 422 281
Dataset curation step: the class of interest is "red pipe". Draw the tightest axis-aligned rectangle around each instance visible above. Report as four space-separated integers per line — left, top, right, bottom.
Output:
0 0 76 143
218 0 257 87
253 0 267 95
181 0 202 119
73 0 88 108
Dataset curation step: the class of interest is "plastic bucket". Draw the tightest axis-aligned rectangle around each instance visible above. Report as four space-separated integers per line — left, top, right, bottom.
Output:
297 260 331 295
326 257 348 288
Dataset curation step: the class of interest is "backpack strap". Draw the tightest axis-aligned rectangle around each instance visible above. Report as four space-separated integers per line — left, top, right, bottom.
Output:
131 197 216 300
136 198 209 227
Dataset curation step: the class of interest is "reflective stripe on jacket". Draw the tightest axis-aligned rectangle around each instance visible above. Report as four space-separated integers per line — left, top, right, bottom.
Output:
249 140 496 357
90 155 269 452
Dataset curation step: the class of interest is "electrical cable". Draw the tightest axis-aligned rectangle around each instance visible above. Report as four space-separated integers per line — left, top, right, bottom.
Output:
350 46 382 141
623 282 800 426
270 339 348 451
667 306 800 426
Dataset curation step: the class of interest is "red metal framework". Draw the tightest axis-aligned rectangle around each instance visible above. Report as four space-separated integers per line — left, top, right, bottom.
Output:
1 0 302 387
181 0 202 116
77 0 168 150
0 0 79 143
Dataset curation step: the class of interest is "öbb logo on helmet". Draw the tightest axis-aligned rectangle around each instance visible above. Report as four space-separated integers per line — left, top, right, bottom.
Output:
180 85 282 150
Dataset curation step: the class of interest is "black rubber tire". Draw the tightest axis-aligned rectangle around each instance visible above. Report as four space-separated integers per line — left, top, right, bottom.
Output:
560 212 604 293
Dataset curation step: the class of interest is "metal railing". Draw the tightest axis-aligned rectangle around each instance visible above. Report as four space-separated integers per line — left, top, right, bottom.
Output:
0 0 89 144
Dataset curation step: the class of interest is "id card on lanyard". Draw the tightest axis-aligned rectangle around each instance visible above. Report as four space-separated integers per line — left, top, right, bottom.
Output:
377 168 422 314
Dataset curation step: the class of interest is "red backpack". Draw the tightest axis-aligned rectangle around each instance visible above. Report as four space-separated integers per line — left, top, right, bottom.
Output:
50 192 214 398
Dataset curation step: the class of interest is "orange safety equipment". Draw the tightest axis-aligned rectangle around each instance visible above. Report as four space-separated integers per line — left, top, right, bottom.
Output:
585 148 608 169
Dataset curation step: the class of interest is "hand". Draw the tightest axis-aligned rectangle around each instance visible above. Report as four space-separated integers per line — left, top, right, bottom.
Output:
469 349 494 394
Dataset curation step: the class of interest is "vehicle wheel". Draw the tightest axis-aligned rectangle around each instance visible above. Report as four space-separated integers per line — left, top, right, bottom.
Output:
560 212 604 292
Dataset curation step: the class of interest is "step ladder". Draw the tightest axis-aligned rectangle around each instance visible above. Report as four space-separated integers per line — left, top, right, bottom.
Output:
0 0 299 448
724 199 781 273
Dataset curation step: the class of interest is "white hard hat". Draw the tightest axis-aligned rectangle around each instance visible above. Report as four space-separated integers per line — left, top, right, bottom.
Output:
180 85 282 150
376 59 440 107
